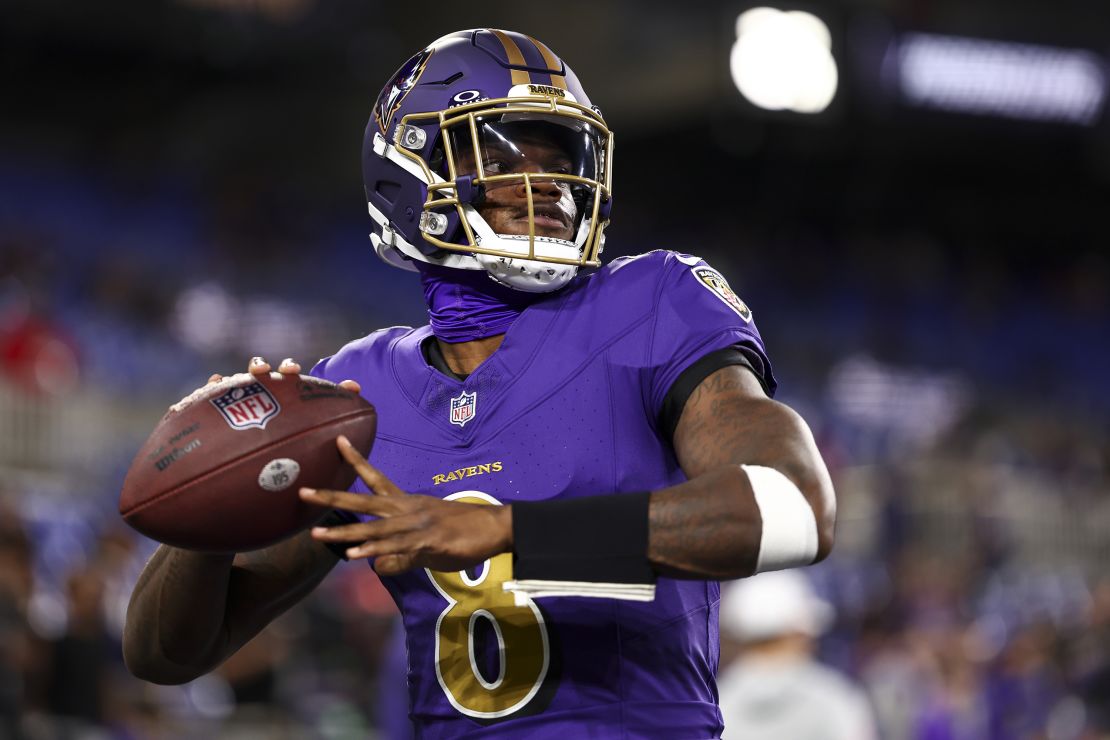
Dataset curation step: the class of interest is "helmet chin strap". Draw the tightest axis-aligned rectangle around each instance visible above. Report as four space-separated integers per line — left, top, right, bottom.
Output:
475 251 578 293
368 200 477 272
369 201 591 293
463 205 584 293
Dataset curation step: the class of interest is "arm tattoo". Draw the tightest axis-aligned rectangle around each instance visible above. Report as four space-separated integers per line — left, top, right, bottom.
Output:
674 364 806 478
648 365 834 578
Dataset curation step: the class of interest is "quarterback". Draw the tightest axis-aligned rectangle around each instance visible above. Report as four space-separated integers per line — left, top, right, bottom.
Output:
124 29 836 739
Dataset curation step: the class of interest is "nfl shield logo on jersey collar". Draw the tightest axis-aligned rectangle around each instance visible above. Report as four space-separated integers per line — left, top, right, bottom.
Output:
449 390 477 428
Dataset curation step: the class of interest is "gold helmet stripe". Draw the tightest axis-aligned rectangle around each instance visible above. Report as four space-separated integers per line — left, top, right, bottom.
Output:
526 35 567 88
490 29 532 86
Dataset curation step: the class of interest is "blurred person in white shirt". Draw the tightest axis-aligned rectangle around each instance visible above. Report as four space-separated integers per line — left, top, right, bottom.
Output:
717 570 878 740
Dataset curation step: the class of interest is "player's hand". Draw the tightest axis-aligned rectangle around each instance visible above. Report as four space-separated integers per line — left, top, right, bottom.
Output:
207 356 362 394
300 436 513 576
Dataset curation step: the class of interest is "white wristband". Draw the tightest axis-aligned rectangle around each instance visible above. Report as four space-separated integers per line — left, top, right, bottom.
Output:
742 464 819 573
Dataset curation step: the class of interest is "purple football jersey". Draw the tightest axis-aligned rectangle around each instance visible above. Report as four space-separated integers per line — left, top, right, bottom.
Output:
312 251 774 739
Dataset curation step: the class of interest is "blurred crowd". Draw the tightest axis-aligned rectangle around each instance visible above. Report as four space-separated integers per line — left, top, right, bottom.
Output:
1 159 1109 739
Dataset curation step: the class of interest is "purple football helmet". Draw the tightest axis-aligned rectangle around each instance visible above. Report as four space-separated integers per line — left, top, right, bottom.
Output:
363 29 614 292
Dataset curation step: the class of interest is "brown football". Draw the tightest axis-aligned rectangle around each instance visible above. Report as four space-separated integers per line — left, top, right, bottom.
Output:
119 372 376 553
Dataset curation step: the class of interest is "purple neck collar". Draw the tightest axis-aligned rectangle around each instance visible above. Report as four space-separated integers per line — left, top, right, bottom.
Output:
417 264 541 343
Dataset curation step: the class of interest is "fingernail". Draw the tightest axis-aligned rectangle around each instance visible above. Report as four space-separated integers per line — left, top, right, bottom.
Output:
299 487 316 496
311 527 326 536
280 357 295 367
338 435 351 447
250 356 265 367
346 547 361 558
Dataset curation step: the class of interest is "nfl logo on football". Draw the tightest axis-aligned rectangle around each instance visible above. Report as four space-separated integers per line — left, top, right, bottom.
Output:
449 391 477 428
211 383 282 430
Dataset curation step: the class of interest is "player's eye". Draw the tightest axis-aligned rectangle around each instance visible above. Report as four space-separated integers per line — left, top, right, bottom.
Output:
482 159 510 175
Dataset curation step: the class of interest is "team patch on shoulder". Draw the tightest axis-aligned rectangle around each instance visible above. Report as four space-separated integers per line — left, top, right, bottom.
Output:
692 266 752 322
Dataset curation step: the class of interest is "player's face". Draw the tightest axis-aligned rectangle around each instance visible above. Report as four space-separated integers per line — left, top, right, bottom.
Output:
455 130 578 242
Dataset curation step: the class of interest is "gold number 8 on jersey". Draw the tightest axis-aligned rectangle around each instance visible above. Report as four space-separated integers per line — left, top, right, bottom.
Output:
426 491 550 719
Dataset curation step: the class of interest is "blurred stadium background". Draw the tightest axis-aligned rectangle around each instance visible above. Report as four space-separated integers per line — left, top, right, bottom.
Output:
2 0 1109 737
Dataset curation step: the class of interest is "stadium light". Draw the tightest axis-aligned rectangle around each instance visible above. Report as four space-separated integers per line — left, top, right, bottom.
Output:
887 33 1107 125
730 7 838 114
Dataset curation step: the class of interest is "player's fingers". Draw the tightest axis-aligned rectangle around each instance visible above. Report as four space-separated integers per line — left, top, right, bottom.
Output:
338 379 362 393
277 357 301 376
336 436 401 496
299 487 403 514
346 530 422 562
248 356 271 375
311 514 413 543
310 523 370 542
207 374 223 385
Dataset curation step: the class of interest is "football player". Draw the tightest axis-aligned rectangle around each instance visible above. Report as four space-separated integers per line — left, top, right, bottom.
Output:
124 29 836 738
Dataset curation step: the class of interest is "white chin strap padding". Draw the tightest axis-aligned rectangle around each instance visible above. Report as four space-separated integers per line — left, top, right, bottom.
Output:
474 252 578 293
464 207 583 293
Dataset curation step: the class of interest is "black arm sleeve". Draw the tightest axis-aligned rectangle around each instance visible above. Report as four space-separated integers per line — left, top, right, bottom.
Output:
657 343 771 444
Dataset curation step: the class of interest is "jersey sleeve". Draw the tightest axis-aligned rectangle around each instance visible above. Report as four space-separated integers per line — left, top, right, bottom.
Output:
646 253 777 420
308 354 345 385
